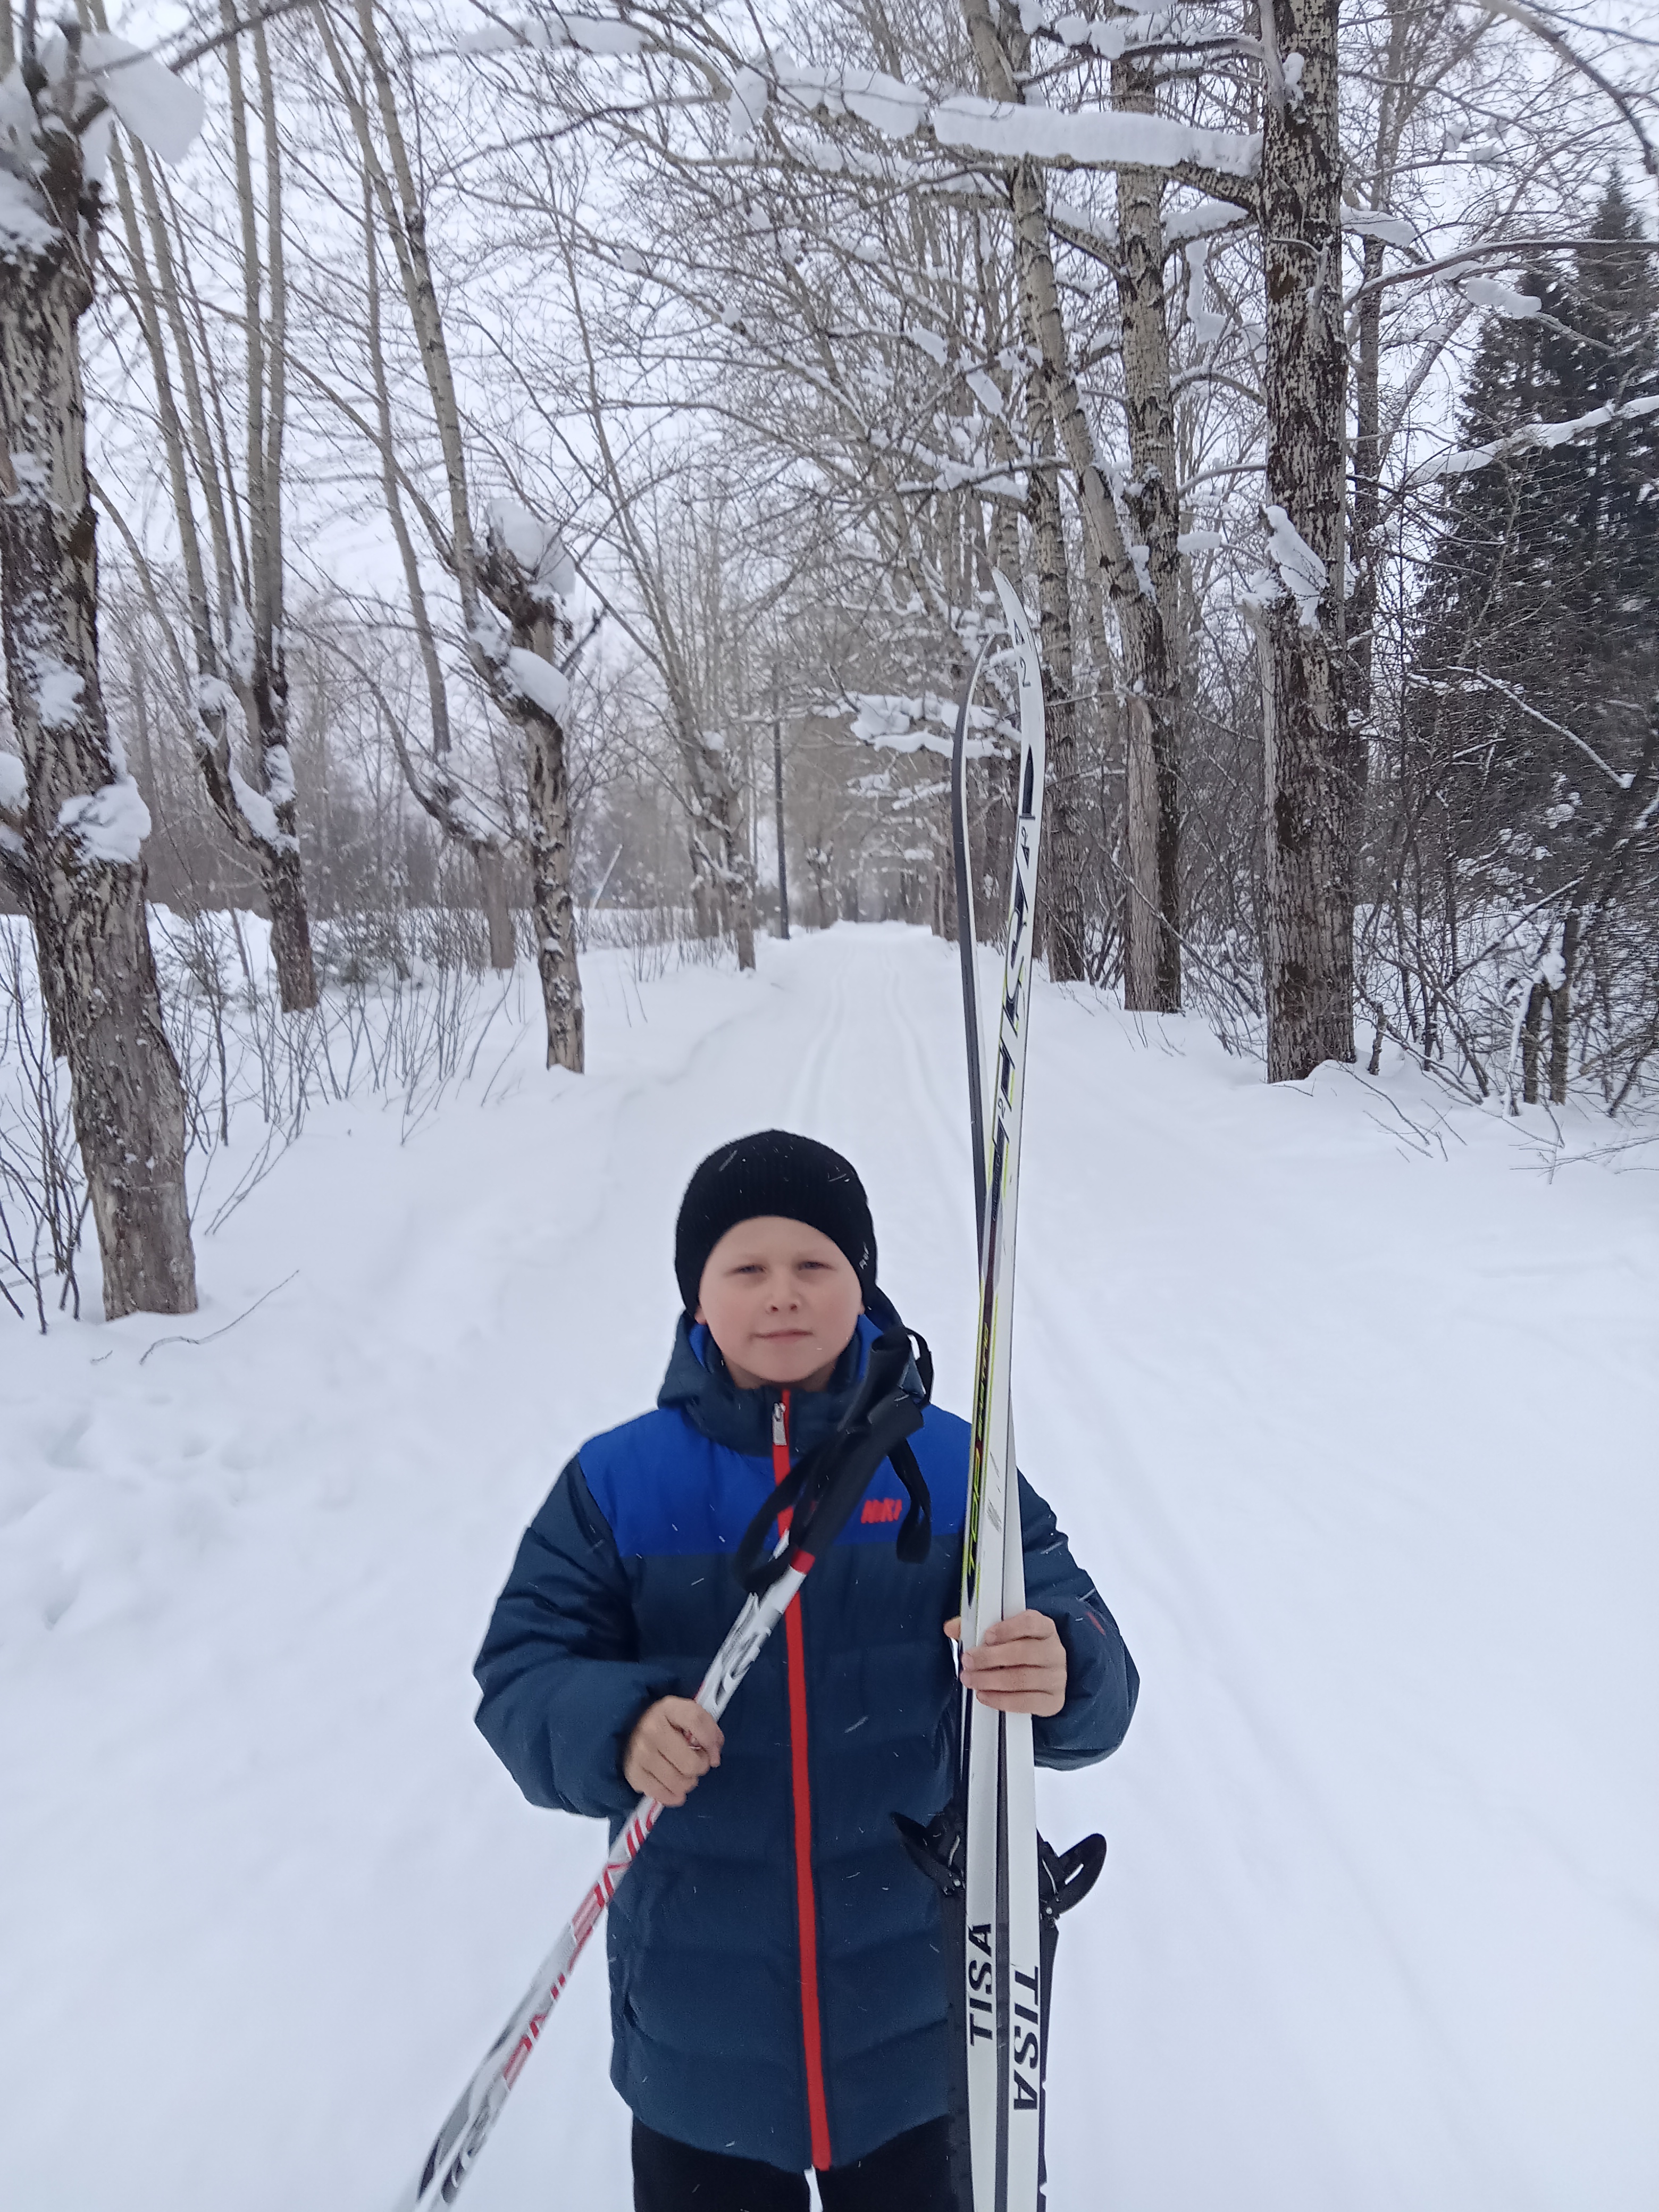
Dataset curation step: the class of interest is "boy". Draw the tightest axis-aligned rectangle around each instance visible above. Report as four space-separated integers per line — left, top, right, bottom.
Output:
475 1130 1137 2212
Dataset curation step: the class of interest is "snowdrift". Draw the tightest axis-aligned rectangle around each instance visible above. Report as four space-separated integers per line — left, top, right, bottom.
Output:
2 924 1654 2210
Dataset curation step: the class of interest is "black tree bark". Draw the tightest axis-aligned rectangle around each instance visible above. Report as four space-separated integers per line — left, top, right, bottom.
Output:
0 105 196 1317
1259 0 1359 1079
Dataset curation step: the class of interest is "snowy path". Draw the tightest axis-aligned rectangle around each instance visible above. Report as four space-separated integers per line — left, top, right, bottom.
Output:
3 925 1655 2211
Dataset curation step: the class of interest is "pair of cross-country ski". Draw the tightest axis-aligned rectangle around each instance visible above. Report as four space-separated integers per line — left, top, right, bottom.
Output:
396 570 1102 2212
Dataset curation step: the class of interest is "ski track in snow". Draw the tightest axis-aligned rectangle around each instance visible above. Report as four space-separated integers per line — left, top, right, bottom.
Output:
2 925 1655 2211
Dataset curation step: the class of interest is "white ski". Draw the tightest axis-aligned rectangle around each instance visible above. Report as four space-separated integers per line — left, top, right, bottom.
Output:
959 569 1047 2212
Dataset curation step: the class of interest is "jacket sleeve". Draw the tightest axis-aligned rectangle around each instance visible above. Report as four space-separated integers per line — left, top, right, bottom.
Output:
1018 1472 1139 1771
473 1455 683 1820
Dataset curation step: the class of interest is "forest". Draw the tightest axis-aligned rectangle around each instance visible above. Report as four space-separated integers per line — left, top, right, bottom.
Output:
1 0 1656 1325
4 13 1656 2210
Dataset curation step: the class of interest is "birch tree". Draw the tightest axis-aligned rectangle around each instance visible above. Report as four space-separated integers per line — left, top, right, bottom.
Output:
318 0 584 1068
95 2 319 1010
0 18 199 1315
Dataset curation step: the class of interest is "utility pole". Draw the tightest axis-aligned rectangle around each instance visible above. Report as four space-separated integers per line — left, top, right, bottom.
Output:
772 668 790 939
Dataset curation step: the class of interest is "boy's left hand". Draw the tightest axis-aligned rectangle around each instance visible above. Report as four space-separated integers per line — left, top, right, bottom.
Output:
944 1610 1067 1717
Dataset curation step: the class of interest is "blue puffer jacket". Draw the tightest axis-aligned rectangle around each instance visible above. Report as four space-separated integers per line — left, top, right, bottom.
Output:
474 1304 1138 2173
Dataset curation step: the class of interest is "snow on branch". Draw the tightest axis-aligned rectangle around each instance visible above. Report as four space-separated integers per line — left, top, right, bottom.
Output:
1032 7 1170 62
1260 505 1327 629
1407 393 1659 488
79 34 206 164
505 647 571 721
56 778 152 868
928 96 1259 180
1167 196 1249 248
1341 204 1418 251
488 500 576 605
847 692 1002 758
224 764 297 856
457 12 646 58
760 61 1260 180
1459 274 1541 319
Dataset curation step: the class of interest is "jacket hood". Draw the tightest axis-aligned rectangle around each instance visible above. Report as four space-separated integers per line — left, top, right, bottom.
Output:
657 1286 923 1457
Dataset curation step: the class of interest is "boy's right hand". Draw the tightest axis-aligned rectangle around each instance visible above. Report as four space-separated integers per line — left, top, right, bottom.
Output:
624 1697 724 1807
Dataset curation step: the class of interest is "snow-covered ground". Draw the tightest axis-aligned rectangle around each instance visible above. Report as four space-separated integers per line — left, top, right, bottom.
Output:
3 923 1655 2212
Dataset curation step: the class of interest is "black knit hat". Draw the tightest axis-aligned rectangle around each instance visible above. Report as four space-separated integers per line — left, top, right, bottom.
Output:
675 1130 877 1315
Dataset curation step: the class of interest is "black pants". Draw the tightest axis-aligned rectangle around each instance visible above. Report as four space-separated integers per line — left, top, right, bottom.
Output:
632 2115 957 2212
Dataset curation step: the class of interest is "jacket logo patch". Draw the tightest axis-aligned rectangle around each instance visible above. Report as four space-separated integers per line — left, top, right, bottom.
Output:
860 1497 904 1525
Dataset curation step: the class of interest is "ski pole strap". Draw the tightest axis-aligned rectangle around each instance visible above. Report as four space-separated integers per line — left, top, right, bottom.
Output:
886 1438 932 1564
735 1327 929 1594
904 1327 935 1403
1038 1831 1107 1925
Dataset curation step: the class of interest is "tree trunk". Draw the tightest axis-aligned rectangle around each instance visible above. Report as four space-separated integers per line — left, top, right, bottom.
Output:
523 614 583 1071
228 2 317 1013
475 843 516 970
1112 58 1183 1013
1348 229 1382 862
772 689 790 941
1026 382 1085 981
959 0 1182 1003
326 0 584 1065
1259 0 1357 1080
1549 910 1577 1107
99 54 318 1015
0 181 196 1318
717 753 757 971
1521 977 1546 1105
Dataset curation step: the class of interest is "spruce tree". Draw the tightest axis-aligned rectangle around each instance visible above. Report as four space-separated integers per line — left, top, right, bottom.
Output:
1410 178 1659 1102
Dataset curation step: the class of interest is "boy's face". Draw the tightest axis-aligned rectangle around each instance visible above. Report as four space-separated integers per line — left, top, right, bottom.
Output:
694 1216 864 1393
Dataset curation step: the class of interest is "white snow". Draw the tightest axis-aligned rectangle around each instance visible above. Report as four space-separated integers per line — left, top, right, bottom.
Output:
1050 190 1117 250
195 672 237 719
227 602 256 688
458 13 645 58
782 61 931 136
55 774 150 865
775 61 1259 178
0 747 26 812
929 97 1261 180
504 647 571 722
1342 203 1418 249
729 64 770 144
81 34 205 166
228 762 296 854
1185 236 1226 345
2 926 1655 2211
1060 9 1164 60
1409 392 1659 486
1262 503 1328 628
964 368 1004 417
489 500 575 604
33 658 85 731
264 744 297 809
1461 274 1542 319
566 16 646 56
1164 195 1247 247
0 167 55 252
908 326 950 365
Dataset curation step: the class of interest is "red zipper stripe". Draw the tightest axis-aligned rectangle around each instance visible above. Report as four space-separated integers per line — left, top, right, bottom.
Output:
774 1392 833 2171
